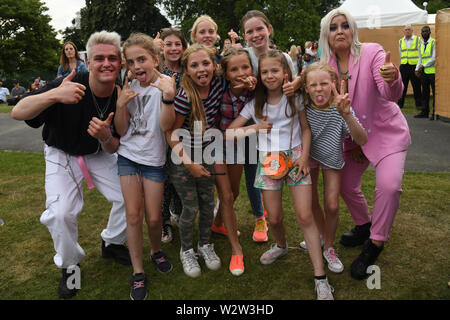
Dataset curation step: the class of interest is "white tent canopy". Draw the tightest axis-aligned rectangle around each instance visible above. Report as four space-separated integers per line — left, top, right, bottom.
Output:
338 0 428 28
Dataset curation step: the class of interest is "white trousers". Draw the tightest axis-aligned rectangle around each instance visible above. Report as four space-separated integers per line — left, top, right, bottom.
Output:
40 145 127 268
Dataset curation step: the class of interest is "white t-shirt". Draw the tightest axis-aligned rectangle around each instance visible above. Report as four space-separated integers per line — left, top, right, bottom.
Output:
0 87 10 102
118 78 167 166
239 94 304 152
245 47 297 77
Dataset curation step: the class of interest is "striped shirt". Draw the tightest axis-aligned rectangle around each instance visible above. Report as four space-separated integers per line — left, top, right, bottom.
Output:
306 103 360 169
174 76 226 149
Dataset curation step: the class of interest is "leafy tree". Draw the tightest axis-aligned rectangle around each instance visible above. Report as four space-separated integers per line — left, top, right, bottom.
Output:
79 0 171 45
161 0 340 51
0 0 60 79
61 12 85 51
412 0 450 14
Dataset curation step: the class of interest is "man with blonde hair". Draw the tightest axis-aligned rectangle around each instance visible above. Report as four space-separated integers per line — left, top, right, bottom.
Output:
12 31 130 299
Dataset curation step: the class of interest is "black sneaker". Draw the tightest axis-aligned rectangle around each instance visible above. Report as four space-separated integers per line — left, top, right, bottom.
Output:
350 240 384 280
102 240 132 265
58 265 80 299
151 251 173 274
340 222 371 247
130 273 147 300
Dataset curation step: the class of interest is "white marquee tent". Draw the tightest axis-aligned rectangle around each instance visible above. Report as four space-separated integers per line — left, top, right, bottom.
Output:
338 0 429 28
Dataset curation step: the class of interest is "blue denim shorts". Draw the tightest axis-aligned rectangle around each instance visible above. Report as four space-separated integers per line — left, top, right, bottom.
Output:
117 154 167 182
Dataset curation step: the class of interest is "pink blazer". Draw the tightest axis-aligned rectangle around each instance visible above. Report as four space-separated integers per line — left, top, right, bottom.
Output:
328 43 411 166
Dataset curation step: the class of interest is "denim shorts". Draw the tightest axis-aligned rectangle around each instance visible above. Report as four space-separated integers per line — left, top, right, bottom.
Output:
117 154 167 182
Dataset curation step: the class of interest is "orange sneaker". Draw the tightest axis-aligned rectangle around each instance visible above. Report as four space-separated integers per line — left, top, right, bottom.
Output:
212 223 227 236
252 218 268 242
229 254 244 276
211 224 240 237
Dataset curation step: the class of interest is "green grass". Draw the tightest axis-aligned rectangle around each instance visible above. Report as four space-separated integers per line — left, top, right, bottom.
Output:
0 151 448 300
0 103 13 114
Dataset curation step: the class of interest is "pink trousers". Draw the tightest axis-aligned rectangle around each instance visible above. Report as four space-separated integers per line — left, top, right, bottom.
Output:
340 150 407 242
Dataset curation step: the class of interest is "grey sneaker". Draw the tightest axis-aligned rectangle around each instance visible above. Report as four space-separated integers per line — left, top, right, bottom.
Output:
300 235 324 250
315 278 334 300
323 247 344 273
180 248 201 278
197 243 221 271
161 223 173 243
260 243 288 265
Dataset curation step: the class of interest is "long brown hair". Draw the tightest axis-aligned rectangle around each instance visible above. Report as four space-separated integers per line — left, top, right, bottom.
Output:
254 50 297 119
181 43 217 132
59 41 81 72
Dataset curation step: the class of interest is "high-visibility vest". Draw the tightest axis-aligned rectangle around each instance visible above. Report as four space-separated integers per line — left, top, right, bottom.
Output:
399 35 420 65
420 38 436 74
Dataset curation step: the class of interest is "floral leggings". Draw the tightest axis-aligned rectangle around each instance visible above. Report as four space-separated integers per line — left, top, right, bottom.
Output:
168 162 215 251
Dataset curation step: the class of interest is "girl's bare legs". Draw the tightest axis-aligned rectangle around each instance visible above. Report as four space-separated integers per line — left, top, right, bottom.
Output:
120 175 145 275
310 168 326 236
142 178 164 255
290 184 325 276
261 189 285 247
214 163 242 255
322 169 341 250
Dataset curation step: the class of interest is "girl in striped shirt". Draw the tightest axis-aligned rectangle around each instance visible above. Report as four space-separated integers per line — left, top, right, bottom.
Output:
300 61 367 275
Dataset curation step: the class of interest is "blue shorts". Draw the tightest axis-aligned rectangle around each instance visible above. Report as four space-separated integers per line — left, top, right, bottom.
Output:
117 154 167 183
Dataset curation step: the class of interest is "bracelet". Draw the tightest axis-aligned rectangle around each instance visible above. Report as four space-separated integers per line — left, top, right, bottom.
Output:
162 98 174 105
98 131 112 145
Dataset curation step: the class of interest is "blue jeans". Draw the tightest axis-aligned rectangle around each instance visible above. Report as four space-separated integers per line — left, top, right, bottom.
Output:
243 136 263 218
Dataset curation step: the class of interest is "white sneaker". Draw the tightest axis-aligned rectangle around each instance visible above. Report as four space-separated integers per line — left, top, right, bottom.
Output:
314 278 334 300
260 243 288 265
180 248 201 278
300 235 324 250
323 247 344 273
197 243 221 271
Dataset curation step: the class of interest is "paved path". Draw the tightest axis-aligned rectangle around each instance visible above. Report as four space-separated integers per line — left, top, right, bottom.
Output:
0 113 449 172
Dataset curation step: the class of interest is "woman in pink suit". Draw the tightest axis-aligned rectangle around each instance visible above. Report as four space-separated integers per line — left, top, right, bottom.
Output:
319 9 411 280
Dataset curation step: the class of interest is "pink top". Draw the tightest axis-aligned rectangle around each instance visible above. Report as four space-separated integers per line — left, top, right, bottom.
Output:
328 43 411 166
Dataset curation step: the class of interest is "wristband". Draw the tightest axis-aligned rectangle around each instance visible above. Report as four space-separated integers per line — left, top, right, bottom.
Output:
162 98 175 105
98 131 112 145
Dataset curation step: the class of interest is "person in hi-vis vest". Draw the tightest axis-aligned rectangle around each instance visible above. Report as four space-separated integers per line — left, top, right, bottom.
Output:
397 25 422 110
415 26 436 119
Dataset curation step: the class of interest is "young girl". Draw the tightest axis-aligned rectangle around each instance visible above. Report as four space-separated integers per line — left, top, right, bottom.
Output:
212 47 262 276
166 44 224 278
159 27 188 243
115 33 176 300
299 62 367 274
228 50 334 300
190 15 222 65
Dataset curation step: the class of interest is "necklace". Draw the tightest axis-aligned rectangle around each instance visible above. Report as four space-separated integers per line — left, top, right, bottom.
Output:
90 89 113 120
337 59 351 81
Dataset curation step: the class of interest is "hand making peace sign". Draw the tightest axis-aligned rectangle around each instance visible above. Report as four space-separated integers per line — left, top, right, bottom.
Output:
332 79 351 117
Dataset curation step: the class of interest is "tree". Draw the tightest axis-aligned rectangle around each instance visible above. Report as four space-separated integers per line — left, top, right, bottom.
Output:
162 0 335 50
79 0 171 45
0 0 60 79
412 0 450 14
61 12 85 51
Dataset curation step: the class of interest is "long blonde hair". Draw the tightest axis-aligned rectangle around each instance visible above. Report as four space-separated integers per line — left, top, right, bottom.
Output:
319 8 362 64
181 43 217 132
254 50 297 120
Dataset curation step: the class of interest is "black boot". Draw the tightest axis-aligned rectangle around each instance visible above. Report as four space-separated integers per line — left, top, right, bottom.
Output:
350 240 384 280
340 222 371 247
58 265 80 299
102 240 132 265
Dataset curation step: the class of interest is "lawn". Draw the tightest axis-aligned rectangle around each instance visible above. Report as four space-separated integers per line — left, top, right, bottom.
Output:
0 150 448 301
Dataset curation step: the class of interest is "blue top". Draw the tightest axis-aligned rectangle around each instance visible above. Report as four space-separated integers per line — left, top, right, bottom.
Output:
57 60 88 78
